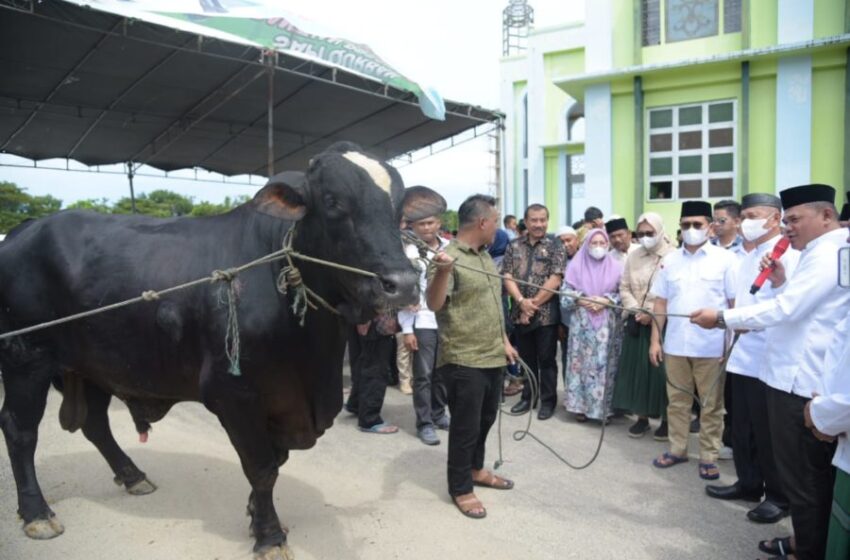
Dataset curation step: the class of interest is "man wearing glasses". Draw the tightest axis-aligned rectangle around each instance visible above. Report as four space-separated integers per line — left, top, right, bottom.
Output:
648 200 737 482
712 199 745 254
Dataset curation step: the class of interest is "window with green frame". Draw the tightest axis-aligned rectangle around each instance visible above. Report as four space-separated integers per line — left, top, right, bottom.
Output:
647 100 736 201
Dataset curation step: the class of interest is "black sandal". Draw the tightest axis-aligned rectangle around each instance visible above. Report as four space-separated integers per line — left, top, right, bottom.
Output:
758 536 793 556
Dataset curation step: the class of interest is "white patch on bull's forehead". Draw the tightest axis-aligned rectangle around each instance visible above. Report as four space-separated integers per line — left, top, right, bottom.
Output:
342 151 392 196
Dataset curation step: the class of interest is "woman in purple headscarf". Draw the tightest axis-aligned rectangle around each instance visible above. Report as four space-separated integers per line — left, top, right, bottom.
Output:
560 229 624 422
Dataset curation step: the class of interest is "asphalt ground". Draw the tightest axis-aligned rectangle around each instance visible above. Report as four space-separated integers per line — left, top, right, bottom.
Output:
0 370 791 560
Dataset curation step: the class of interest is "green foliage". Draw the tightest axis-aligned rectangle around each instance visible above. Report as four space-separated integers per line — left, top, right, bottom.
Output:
66 198 112 213
440 210 458 232
0 181 63 233
0 181 252 233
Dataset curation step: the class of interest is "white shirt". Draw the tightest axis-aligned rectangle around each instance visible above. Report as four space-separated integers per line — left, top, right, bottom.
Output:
651 242 737 358
725 228 850 397
726 235 800 379
398 237 449 333
609 243 638 264
810 310 850 473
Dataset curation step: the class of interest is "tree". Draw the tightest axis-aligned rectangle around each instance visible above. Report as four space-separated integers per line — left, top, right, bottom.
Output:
66 198 112 213
440 210 458 232
0 181 62 233
113 190 194 217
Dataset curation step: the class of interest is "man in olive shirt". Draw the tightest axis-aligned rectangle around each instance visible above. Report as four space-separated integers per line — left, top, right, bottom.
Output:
427 194 519 519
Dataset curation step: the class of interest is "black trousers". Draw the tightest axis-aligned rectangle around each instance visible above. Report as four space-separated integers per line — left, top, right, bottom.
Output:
345 326 393 429
517 324 558 409
411 328 448 429
729 374 787 506
766 386 836 560
442 364 504 497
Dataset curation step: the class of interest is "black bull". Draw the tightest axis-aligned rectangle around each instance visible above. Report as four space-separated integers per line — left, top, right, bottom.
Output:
0 142 419 557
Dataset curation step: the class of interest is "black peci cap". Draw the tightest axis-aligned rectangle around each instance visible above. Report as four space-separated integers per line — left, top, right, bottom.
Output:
779 184 835 210
604 217 628 234
680 200 712 219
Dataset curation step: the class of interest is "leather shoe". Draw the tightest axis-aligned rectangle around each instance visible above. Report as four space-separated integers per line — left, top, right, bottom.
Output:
705 483 762 502
537 406 554 420
511 400 531 414
747 500 789 524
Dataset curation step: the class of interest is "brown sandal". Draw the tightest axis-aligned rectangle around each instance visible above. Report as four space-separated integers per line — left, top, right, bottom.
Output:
473 471 515 490
453 493 486 519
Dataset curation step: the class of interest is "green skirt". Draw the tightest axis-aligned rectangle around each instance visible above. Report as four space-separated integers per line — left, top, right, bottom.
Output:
827 467 850 560
611 323 668 418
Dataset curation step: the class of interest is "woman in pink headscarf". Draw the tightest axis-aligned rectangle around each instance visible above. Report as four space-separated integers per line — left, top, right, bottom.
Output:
560 229 624 422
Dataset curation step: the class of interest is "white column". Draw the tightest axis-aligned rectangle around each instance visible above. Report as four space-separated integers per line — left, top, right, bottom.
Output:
774 0 813 191
584 0 613 73
526 45 546 206
584 83 613 216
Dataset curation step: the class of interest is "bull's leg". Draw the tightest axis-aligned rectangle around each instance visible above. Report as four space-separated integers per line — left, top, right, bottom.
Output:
0 359 64 539
201 367 292 560
80 382 156 495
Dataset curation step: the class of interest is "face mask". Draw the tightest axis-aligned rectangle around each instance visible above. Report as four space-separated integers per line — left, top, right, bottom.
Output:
682 228 707 246
639 235 659 250
741 218 769 242
589 246 607 260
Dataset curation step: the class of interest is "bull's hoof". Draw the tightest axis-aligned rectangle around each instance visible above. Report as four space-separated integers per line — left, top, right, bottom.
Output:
254 545 294 560
126 477 157 495
23 515 65 540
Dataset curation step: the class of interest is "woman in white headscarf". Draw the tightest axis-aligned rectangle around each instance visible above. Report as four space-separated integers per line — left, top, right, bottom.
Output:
611 212 674 440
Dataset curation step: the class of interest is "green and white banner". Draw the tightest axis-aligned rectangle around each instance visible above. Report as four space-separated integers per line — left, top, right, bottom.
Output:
66 1 446 120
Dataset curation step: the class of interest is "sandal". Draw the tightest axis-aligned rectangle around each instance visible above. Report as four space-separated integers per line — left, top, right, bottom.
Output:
473 471 514 490
758 537 794 556
652 452 689 469
503 382 523 397
575 413 588 423
452 493 486 519
699 462 720 480
358 422 399 434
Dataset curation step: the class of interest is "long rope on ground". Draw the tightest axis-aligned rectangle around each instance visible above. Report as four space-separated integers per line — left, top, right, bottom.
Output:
401 230 738 470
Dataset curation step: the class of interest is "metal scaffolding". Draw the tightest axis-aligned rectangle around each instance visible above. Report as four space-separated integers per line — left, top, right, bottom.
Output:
502 0 534 56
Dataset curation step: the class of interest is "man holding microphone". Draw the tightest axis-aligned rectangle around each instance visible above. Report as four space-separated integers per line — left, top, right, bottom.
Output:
702 193 798 524
691 184 850 560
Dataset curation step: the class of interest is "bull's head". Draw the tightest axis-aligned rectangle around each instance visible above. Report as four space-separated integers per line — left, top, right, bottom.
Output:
251 142 419 323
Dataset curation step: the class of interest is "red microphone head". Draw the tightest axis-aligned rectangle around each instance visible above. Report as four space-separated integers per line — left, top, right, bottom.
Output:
770 236 791 259
750 236 790 294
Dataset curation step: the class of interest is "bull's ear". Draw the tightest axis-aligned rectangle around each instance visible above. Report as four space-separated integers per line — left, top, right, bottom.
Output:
252 171 308 221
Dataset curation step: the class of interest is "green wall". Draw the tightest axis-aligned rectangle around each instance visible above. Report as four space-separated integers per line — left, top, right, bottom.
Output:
612 90 637 223
512 80 527 209
544 152 561 228
747 60 776 193
544 51 583 143
749 0 777 48
814 1 847 39
811 50 846 189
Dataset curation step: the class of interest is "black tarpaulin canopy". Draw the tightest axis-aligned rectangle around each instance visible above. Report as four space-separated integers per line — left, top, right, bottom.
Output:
0 0 501 180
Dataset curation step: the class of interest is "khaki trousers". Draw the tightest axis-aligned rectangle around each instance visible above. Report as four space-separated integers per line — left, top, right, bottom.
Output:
395 333 413 387
665 355 726 463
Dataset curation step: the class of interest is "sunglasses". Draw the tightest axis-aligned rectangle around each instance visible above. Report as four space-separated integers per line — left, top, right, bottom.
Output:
634 232 656 239
679 221 707 230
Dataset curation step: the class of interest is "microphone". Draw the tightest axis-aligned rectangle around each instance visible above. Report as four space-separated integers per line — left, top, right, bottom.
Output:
750 236 790 294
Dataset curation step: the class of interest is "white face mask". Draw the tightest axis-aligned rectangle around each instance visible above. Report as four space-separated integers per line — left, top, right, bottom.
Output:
682 227 707 246
741 218 769 242
639 235 659 250
589 246 608 260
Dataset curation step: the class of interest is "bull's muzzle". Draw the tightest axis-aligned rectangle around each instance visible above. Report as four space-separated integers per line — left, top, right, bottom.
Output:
378 270 419 307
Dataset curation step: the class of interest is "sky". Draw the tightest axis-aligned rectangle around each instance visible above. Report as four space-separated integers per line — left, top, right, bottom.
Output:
1 0 585 211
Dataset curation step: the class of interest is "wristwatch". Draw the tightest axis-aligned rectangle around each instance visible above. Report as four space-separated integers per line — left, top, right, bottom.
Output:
716 310 726 329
